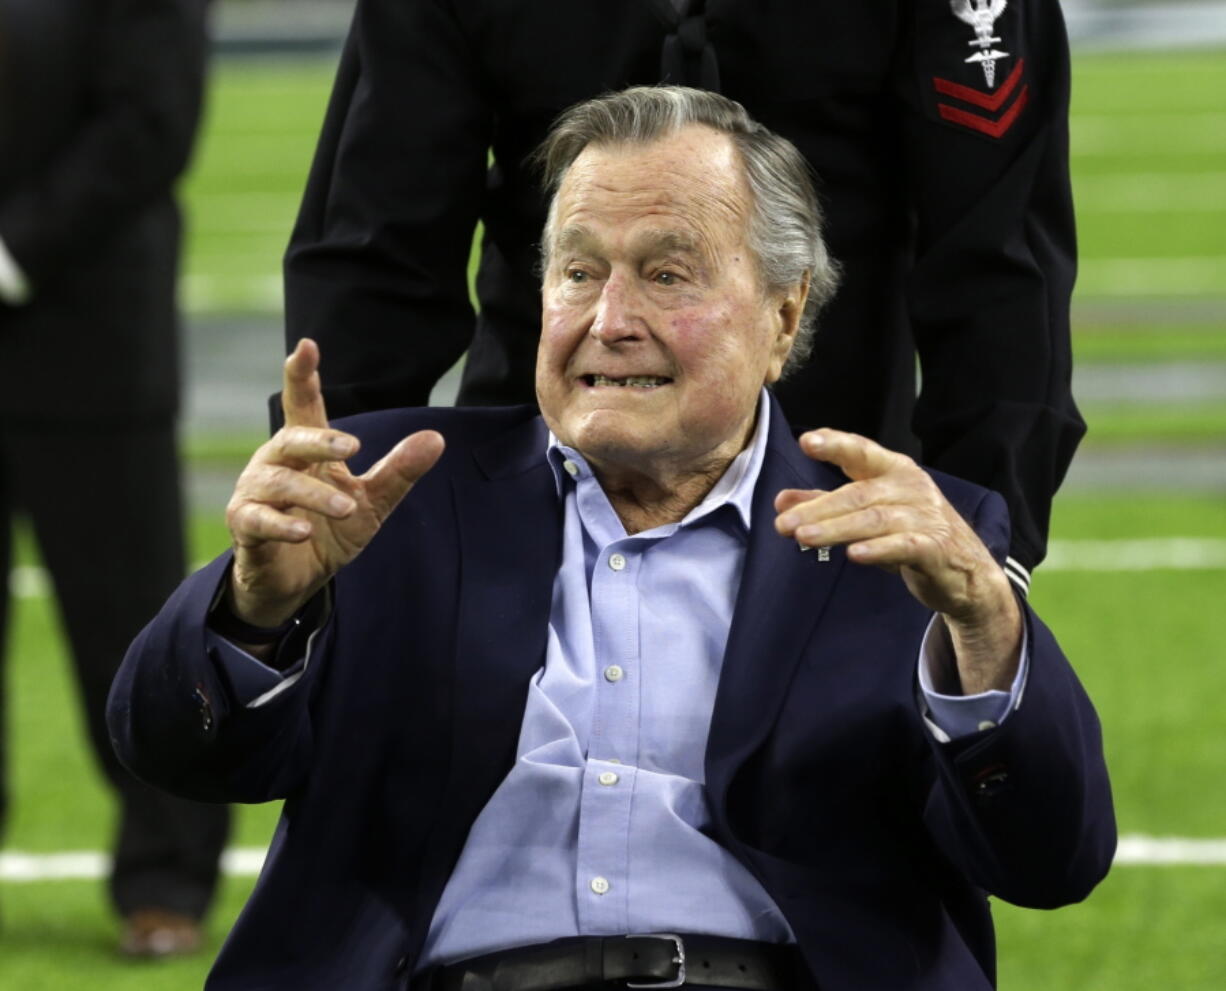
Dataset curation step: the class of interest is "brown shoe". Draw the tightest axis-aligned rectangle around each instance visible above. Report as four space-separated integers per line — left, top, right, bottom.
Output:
119 908 203 958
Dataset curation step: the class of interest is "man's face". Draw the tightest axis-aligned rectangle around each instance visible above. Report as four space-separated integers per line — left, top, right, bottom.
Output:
535 125 802 484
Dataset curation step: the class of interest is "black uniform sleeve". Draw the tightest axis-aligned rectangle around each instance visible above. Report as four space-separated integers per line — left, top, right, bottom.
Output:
282 0 493 419
898 0 1084 583
0 0 208 288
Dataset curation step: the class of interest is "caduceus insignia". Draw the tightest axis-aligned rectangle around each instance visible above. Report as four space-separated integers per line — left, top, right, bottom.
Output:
950 0 1010 88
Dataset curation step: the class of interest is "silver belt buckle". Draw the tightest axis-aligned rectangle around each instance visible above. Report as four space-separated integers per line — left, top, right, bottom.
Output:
626 933 686 989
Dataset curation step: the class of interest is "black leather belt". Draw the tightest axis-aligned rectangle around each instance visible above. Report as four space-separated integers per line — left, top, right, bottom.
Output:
414 933 801 990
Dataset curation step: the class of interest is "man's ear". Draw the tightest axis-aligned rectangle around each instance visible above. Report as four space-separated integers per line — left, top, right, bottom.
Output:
766 272 810 383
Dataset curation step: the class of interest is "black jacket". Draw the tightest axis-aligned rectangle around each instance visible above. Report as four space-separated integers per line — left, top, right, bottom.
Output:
0 0 208 426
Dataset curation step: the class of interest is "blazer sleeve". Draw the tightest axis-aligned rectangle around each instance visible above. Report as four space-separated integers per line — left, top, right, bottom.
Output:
0 0 208 287
897 0 1085 578
282 0 494 418
919 483 1116 908
106 555 331 805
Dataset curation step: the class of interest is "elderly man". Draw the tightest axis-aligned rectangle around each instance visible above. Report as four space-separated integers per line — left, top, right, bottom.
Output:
109 87 1113 990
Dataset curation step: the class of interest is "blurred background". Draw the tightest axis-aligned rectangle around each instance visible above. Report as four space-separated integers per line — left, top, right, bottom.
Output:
1 0 1224 987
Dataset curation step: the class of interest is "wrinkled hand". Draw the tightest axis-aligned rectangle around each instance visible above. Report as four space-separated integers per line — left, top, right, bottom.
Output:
774 429 1020 694
224 339 444 627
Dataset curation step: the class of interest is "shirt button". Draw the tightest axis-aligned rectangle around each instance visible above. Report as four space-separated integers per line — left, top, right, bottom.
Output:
590 876 610 895
604 664 624 683
563 459 580 477
598 771 619 786
608 553 627 572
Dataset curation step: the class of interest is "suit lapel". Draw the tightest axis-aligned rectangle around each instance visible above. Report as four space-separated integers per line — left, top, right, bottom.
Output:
438 402 849 819
445 415 562 816
706 398 850 794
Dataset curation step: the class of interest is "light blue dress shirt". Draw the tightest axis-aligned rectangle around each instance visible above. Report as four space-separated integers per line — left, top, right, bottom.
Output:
210 391 1026 968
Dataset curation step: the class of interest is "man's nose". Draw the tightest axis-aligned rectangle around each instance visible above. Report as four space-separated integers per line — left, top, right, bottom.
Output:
589 275 645 345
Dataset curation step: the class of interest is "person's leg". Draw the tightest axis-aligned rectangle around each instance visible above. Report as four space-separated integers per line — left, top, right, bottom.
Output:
10 420 230 927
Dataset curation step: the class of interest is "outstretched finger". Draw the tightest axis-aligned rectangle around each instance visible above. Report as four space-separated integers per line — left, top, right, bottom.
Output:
238 464 358 520
798 429 910 482
281 338 330 429
258 425 360 469
362 430 446 520
228 500 314 547
773 488 825 515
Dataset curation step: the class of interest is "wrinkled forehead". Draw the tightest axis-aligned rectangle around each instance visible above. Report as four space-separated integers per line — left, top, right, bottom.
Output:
544 126 753 255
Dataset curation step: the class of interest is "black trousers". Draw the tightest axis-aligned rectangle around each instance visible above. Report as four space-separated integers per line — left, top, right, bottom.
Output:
0 419 229 918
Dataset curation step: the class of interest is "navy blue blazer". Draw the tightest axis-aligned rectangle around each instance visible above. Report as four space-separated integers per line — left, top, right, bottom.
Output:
108 399 1114 990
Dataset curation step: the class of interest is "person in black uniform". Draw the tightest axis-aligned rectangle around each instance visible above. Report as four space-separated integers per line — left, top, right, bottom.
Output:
0 0 227 954
284 0 1083 592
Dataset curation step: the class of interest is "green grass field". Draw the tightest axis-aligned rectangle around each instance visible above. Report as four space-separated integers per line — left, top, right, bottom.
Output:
2 46 1225 990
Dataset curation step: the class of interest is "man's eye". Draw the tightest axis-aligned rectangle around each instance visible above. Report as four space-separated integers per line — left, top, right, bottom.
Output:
567 269 589 283
654 271 679 286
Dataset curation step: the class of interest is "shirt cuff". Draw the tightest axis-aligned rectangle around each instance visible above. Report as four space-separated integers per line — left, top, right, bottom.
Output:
206 630 300 706
916 613 1030 743
0 234 32 305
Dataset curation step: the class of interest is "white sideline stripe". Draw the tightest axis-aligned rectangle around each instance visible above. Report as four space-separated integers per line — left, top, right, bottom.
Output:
1078 256 1226 296
1115 835 1226 866
0 847 268 883
1043 538 1226 571
1 836 1224 882
8 538 1226 601
1075 172 1226 213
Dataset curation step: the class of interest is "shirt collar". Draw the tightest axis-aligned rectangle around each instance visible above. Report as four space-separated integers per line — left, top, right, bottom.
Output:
545 389 771 532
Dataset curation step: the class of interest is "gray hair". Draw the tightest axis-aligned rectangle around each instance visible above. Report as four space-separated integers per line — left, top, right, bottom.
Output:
535 85 840 376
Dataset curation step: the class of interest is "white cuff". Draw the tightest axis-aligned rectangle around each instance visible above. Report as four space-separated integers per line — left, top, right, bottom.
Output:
1004 556 1031 597
916 613 1030 742
0 235 32 305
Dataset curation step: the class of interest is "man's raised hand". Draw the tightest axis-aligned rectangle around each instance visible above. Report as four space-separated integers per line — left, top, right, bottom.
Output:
774 429 1021 695
224 339 444 628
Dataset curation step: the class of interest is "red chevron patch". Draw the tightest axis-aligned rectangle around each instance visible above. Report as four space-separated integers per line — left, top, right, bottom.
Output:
931 58 1029 139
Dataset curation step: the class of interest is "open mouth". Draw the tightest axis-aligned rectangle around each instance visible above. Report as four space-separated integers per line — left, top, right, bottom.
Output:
583 374 673 389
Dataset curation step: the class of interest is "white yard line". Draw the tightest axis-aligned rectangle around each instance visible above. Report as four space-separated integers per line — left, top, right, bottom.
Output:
1 836 1223 882
1043 537 1226 571
1074 172 1226 213
7 539 1225 601
1115 835 1226 866
0 847 268 883
1077 257 1226 296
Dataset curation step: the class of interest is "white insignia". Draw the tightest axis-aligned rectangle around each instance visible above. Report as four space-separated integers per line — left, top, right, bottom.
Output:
950 0 1010 87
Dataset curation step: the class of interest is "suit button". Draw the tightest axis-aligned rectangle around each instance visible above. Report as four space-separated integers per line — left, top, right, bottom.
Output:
394 956 408 975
